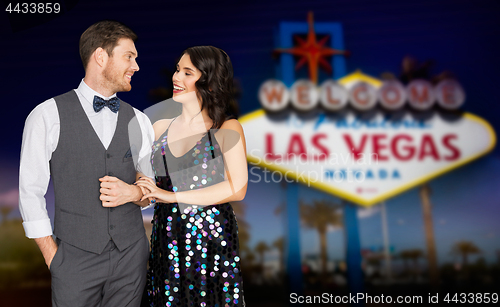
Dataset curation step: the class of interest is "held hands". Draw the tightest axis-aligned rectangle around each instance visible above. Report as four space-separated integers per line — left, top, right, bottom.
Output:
99 176 142 207
135 177 176 204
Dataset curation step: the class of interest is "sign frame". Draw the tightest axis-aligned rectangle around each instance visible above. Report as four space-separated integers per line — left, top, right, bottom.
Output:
240 109 496 206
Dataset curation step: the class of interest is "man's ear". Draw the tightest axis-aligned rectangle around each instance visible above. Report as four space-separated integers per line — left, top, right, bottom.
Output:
94 47 107 68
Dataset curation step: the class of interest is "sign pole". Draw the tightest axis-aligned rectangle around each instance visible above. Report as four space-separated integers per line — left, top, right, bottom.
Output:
343 203 365 306
419 183 439 290
380 201 392 281
285 181 303 301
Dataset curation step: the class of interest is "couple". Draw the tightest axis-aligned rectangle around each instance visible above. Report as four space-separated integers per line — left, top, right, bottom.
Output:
19 20 248 307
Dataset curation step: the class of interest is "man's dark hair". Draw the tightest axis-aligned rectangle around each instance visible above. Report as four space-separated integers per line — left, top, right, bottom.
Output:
79 20 137 71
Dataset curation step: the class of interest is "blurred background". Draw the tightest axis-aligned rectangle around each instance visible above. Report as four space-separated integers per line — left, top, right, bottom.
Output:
1 0 499 306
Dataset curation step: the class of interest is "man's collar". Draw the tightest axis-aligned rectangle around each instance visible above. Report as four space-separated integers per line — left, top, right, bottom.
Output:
78 79 117 105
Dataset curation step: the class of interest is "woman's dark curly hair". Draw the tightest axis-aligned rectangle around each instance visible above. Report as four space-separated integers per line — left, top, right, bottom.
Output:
180 46 236 129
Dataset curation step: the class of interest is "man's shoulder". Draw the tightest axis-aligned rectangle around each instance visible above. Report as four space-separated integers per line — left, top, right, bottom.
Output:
53 90 77 101
130 107 153 129
130 106 148 119
26 97 57 122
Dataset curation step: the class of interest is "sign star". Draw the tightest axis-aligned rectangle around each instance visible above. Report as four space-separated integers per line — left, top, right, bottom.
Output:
274 12 350 84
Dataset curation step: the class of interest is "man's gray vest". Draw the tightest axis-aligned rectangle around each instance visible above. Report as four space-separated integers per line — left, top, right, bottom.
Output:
50 90 145 254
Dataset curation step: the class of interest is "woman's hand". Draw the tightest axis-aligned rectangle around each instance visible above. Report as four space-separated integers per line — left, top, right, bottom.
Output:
135 177 176 203
137 185 156 207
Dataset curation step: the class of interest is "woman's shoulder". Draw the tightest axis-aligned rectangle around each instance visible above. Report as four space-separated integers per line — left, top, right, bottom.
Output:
152 118 175 140
219 118 243 132
214 119 245 148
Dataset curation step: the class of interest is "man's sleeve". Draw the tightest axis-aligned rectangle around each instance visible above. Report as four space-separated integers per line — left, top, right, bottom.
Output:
132 109 155 179
19 99 57 238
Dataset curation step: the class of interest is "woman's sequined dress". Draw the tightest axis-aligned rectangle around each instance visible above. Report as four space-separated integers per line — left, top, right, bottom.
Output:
146 124 245 307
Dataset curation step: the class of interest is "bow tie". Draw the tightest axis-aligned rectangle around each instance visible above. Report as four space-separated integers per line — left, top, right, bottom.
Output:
93 96 120 113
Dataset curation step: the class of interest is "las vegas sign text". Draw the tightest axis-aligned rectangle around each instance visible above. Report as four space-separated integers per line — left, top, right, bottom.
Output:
263 132 460 163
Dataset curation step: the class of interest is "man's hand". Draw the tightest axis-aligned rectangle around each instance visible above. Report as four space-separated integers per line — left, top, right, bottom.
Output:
135 177 176 203
99 176 142 207
34 236 58 269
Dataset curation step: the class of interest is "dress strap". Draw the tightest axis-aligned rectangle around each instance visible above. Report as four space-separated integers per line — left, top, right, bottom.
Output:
160 116 178 174
166 116 179 133
207 130 216 159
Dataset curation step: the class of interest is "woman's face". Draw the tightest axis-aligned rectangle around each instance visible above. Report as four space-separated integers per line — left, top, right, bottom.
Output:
172 54 202 98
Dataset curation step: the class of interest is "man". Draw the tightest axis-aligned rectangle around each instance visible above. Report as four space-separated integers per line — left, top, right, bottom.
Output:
19 20 153 306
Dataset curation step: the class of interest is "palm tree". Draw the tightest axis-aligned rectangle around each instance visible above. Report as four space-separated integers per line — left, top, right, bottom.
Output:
419 183 439 288
273 237 285 273
452 241 481 267
255 241 269 269
300 200 342 275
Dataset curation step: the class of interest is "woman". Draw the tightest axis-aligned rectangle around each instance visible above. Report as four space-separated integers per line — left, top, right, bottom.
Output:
136 46 248 307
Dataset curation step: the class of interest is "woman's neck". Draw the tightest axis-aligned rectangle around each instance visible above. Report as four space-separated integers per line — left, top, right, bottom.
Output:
179 103 212 132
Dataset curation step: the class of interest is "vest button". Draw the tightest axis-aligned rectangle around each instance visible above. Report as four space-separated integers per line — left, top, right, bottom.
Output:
108 172 113 176
109 225 115 230
110 208 114 212
107 154 111 158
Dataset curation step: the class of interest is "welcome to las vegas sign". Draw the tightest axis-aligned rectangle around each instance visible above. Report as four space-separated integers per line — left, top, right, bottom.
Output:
240 72 496 207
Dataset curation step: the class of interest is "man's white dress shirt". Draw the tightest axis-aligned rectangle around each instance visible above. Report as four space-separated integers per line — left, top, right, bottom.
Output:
19 80 154 239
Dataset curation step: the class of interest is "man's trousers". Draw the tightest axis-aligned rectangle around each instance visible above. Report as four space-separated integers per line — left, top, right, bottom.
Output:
50 235 149 307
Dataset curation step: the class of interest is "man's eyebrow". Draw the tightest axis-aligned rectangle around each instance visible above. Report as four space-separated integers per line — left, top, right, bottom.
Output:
125 51 137 56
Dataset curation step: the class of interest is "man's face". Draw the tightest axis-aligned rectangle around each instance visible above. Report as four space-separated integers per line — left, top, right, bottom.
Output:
102 38 139 93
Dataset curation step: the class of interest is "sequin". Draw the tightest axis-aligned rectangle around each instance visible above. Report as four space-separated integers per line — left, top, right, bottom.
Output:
147 128 244 306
